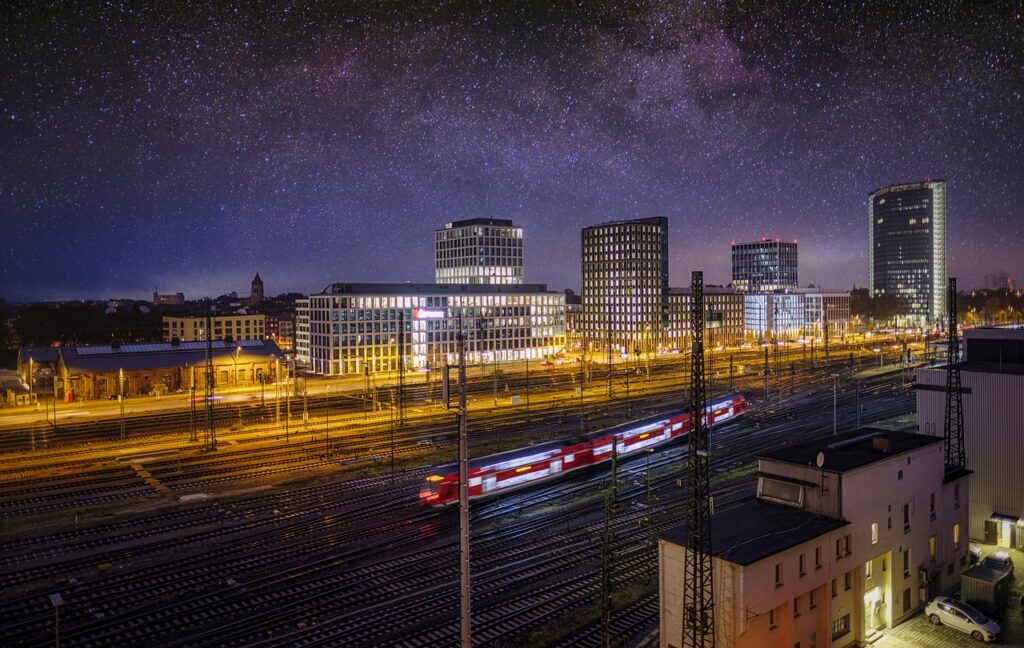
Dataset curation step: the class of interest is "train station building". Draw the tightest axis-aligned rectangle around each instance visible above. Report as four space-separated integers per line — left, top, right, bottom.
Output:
915 324 1024 544
659 429 969 648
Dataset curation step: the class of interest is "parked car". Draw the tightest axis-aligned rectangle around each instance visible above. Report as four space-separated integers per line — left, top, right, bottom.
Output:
980 551 1015 577
925 596 1001 642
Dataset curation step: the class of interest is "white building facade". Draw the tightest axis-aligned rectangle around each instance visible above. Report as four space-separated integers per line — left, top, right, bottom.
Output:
660 430 969 648
916 325 1024 544
296 283 565 376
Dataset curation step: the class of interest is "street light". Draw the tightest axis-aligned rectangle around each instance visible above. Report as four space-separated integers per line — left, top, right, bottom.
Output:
49 592 64 648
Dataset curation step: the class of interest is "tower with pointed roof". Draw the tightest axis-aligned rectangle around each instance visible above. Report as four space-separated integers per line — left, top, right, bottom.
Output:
250 273 264 306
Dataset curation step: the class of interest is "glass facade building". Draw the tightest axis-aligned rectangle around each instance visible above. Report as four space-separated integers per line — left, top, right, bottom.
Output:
581 217 669 350
296 283 564 376
435 218 523 285
666 288 746 347
731 238 799 293
868 181 947 325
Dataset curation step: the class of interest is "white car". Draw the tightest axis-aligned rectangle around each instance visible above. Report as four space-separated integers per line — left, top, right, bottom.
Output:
925 596 1001 642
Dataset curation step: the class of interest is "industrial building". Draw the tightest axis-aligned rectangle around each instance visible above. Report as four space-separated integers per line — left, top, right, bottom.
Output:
916 325 1024 545
49 339 284 400
731 238 799 293
868 181 947 326
434 218 524 285
660 429 969 648
296 282 565 376
581 217 669 350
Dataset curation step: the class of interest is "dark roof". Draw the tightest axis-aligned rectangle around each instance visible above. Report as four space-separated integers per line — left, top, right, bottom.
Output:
582 216 666 230
443 218 516 228
757 429 942 473
19 347 60 364
59 339 283 373
660 499 848 566
319 283 555 295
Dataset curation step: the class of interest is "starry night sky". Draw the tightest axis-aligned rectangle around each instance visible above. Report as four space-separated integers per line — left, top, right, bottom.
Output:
2 2 1022 302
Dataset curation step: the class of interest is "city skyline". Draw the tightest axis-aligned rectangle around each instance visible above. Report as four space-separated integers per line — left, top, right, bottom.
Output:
3 3 1023 301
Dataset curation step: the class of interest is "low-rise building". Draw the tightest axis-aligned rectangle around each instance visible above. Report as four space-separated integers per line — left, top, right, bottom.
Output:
162 314 266 343
152 291 185 305
667 287 745 348
660 429 969 648
916 325 1024 544
265 313 295 351
297 283 565 376
57 339 284 400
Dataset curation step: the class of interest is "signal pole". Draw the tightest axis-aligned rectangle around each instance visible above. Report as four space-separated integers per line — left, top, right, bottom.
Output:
683 271 715 648
398 311 407 426
763 345 769 399
600 485 615 648
457 323 472 648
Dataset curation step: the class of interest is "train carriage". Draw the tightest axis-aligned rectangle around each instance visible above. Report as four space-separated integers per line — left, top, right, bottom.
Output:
420 392 746 506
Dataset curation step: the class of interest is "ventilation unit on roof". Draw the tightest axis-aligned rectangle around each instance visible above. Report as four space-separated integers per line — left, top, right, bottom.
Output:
826 431 880 451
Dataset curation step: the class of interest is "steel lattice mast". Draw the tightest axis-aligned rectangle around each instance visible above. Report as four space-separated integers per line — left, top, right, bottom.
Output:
683 271 714 648
943 278 966 471
203 313 216 451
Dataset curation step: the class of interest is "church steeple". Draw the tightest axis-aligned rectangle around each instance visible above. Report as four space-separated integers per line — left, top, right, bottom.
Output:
250 273 264 306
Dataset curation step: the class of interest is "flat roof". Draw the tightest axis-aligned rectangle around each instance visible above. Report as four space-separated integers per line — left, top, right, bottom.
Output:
582 216 666 230
318 283 556 296
660 499 848 566
667 286 742 296
757 429 942 472
443 218 517 229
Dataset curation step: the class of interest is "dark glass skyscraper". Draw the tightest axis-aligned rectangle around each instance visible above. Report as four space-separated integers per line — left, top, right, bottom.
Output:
868 180 947 325
730 238 798 292
581 217 668 349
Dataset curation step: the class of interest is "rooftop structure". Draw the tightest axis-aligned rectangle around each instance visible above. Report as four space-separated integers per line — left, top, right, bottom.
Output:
435 218 523 285
731 237 798 292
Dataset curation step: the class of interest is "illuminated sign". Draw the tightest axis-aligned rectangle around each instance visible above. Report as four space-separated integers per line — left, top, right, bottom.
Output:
414 308 446 320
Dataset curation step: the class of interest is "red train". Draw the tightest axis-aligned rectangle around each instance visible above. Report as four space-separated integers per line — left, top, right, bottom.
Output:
419 392 747 506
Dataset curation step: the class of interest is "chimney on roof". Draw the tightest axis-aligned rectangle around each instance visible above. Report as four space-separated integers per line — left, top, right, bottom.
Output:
871 436 893 453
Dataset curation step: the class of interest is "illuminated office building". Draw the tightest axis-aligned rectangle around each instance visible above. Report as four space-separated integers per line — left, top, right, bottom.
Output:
732 238 798 293
296 283 564 376
581 217 668 350
868 180 946 325
666 287 746 348
435 218 524 285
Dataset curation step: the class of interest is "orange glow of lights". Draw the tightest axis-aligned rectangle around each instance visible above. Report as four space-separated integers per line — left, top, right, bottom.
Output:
639 433 650 440
426 475 444 482
515 465 533 473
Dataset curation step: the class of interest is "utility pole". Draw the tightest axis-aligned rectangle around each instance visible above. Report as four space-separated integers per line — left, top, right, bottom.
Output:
600 485 615 648
607 308 614 399
525 353 531 422
831 373 839 436
457 323 472 648
275 358 280 423
645 447 655 585
325 385 330 459
624 367 631 418
763 345 769 399
204 314 216 451
189 384 197 442
683 271 715 648
944 278 967 472
579 340 586 434
855 380 861 429
728 354 734 391
824 305 830 362
398 311 407 426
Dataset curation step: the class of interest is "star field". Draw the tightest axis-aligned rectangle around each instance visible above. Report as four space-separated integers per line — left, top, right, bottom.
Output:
2 2 1022 301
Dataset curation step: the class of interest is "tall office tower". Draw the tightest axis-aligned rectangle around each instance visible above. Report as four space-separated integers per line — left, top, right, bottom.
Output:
868 180 947 325
581 217 669 350
434 218 523 284
730 238 798 292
